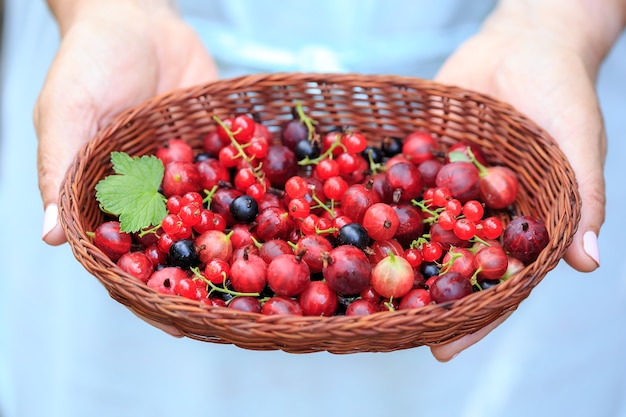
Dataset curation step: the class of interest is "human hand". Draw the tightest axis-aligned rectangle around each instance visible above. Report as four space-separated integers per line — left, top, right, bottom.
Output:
435 28 606 273
430 2 621 361
36 1 218 246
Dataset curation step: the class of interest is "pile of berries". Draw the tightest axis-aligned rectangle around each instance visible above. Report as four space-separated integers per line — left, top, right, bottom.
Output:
92 103 549 316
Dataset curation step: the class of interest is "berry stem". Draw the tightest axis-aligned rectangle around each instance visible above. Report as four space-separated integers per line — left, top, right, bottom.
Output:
137 224 162 239
452 146 488 177
249 235 264 249
212 115 267 188
439 250 462 274
297 139 346 166
294 101 318 142
203 185 219 209
310 186 336 218
366 149 385 175
382 296 396 311
470 235 492 248
315 226 339 235
470 269 483 290
411 199 443 223
410 236 428 250
191 267 260 298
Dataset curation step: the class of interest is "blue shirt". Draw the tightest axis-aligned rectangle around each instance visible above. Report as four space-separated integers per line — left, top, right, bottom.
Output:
179 0 496 77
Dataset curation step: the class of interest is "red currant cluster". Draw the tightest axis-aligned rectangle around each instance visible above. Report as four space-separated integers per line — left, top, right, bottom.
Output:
92 103 549 316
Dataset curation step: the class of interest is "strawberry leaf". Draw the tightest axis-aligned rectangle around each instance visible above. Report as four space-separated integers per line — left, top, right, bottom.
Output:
95 152 167 233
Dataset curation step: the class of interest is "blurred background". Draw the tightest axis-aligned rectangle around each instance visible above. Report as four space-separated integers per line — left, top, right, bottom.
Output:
0 1 625 416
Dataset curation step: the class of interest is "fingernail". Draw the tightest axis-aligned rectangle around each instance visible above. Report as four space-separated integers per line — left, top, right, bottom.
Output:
42 203 59 240
583 230 600 267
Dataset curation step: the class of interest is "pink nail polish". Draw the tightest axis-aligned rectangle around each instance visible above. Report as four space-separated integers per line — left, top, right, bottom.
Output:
42 204 59 240
583 231 600 267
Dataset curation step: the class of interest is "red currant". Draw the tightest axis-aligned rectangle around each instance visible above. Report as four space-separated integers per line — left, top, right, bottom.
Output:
217 114 256 144
234 167 257 191
322 176 349 201
144 244 167 267
422 188 435 206
161 213 183 236
444 198 463 217
166 195 184 214
403 248 423 267
174 224 193 239
321 131 343 156
331 215 352 233
179 203 202 227
336 152 362 176
480 216 504 239
246 181 268 201
299 214 319 235
315 217 334 235
462 200 485 222
421 241 443 262
453 218 477 241
431 187 452 207
285 176 309 199
341 131 368 154
218 144 240 168
157 233 176 254
288 197 311 219
437 210 457 231
210 213 227 232
204 258 230 284
315 159 340 180
182 191 203 207
174 277 198 300
246 136 269 159
193 209 215 234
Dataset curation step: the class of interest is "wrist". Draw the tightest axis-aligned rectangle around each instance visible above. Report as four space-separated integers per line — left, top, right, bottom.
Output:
482 0 626 76
46 0 179 35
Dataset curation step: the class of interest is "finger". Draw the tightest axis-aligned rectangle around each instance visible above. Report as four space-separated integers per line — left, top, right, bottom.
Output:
129 308 184 337
35 75 99 246
540 95 607 272
561 166 605 272
430 311 512 362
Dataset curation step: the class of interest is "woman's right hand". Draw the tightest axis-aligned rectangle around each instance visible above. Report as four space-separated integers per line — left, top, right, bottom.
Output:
36 0 219 246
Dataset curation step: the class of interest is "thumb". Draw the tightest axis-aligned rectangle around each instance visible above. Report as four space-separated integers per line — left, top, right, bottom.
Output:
530 78 607 273
34 82 98 246
559 126 606 272
430 312 512 362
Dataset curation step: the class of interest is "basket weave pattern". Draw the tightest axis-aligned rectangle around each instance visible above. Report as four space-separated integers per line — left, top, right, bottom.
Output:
59 73 580 353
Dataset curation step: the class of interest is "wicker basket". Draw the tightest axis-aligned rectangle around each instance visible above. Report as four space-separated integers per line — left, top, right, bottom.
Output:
58 73 580 354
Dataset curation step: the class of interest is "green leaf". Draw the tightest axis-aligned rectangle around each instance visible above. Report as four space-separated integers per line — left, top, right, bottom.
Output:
95 152 167 233
447 150 471 163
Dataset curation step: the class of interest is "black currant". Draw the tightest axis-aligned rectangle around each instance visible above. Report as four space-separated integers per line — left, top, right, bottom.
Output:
477 278 501 290
420 262 440 280
362 145 384 164
230 195 259 223
193 152 212 163
294 139 321 161
336 223 370 249
381 136 403 157
168 239 199 268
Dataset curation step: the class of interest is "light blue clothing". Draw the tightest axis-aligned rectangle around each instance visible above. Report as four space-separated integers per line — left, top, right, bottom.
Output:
179 0 496 78
1 1 626 417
